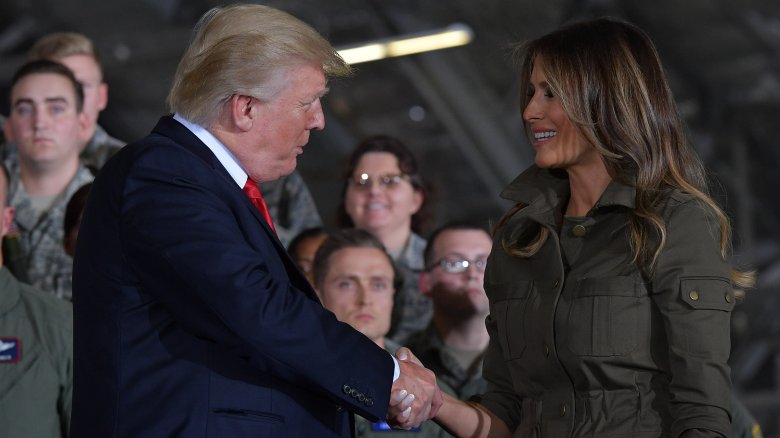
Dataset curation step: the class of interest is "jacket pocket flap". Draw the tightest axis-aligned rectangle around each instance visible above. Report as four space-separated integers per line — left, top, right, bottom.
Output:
679 277 735 311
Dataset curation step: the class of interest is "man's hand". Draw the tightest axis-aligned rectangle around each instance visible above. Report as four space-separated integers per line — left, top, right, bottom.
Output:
386 347 443 430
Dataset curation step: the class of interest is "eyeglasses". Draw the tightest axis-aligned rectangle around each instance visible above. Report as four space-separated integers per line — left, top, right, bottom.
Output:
348 173 409 190
427 257 488 274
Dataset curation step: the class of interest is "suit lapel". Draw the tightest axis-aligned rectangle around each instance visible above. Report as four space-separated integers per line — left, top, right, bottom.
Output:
151 116 319 302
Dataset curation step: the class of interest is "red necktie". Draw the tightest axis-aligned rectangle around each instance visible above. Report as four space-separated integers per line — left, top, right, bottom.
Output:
243 178 277 234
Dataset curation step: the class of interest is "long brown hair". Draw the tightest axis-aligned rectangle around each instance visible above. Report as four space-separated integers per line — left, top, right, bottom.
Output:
497 17 753 288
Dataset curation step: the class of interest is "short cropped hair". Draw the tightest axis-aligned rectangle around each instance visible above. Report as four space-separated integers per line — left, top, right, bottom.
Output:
423 221 489 268
312 228 402 292
168 4 351 127
28 32 102 71
10 60 85 113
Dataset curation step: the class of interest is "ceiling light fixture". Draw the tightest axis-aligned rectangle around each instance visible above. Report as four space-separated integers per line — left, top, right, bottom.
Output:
336 23 474 65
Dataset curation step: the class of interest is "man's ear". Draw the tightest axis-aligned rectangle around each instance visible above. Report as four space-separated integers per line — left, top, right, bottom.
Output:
418 271 433 298
77 111 91 145
228 94 256 132
97 83 108 112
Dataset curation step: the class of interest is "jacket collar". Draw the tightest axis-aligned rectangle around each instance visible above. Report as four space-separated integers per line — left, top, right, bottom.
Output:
150 116 319 302
500 165 636 226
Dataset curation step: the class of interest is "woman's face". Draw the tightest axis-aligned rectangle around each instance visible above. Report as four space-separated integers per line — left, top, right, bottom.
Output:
344 151 423 235
522 58 600 173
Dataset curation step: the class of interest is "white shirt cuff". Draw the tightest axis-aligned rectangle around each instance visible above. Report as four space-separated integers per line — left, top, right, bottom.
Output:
392 356 400 382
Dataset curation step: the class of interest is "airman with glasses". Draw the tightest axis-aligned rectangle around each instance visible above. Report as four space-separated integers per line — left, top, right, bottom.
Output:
407 222 491 404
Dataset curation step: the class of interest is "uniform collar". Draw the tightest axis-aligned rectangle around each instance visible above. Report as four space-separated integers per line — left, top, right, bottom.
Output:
500 165 636 225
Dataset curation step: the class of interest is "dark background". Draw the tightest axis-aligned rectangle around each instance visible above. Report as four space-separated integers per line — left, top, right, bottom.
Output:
1 0 778 433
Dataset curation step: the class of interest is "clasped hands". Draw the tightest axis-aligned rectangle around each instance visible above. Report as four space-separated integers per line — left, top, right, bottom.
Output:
386 347 443 430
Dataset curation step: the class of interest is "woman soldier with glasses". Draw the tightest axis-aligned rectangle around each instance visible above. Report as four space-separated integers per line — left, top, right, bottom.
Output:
337 135 432 344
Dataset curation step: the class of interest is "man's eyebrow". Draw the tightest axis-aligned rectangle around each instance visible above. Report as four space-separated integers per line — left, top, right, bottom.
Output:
13 96 70 107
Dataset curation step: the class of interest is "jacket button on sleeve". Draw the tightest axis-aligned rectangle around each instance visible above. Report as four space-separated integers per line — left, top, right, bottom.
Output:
725 292 733 303
343 384 351 395
689 290 699 301
572 224 587 237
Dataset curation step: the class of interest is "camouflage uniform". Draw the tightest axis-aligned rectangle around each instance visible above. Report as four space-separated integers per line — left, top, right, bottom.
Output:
7 165 94 300
386 232 432 345
81 124 124 172
354 338 450 438
260 170 322 247
405 324 487 402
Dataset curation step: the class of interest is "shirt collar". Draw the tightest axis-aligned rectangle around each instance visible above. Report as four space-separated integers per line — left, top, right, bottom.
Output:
501 165 636 217
173 113 247 188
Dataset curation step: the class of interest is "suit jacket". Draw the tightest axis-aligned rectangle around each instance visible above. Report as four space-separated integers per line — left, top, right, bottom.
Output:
71 116 394 437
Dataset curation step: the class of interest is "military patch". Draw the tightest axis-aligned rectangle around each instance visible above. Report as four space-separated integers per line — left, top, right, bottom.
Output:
0 337 21 363
371 420 420 432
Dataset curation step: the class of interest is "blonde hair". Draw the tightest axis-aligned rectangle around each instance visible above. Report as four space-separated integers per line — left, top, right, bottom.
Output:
167 4 351 127
29 32 101 69
497 17 753 289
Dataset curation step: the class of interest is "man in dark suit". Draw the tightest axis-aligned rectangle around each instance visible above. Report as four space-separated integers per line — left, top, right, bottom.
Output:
70 4 441 437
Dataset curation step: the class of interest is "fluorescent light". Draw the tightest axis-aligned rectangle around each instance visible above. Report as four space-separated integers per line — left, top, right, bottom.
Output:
337 23 474 65
337 43 387 64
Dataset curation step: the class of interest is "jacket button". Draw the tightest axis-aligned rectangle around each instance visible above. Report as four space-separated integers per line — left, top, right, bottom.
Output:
689 290 699 301
358 394 366 402
572 225 587 237
560 403 567 417
367 398 374 407
342 384 351 395
725 292 733 303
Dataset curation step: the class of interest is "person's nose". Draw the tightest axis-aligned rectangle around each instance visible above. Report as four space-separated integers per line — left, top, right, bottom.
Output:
464 263 481 280
523 95 543 123
367 179 384 195
357 285 372 305
308 99 325 131
33 110 48 130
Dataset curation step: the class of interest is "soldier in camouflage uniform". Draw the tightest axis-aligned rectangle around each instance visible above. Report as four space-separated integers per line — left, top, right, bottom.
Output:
338 135 433 345
312 229 449 438
3 61 94 300
0 32 125 173
407 223 492 403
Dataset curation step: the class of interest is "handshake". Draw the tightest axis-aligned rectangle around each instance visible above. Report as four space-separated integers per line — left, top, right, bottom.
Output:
385 347 443 430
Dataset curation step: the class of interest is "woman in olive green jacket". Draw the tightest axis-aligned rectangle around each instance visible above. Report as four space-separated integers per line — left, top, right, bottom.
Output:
399 17 754 437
